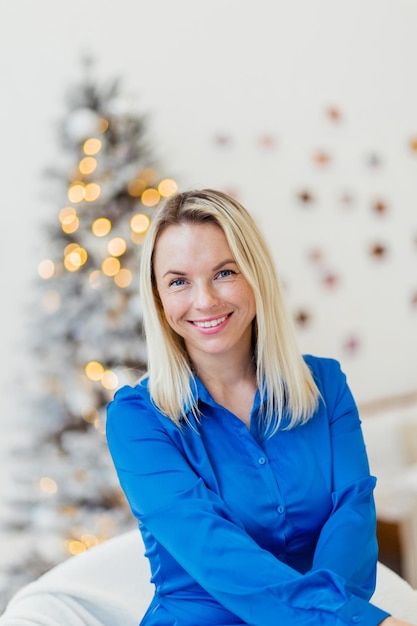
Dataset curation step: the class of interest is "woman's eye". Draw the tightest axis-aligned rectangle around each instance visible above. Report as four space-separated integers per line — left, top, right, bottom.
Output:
169 278 186 287
217 269 236 279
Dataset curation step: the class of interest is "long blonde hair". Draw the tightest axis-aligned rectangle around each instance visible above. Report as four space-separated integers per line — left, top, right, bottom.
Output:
139 189 319 435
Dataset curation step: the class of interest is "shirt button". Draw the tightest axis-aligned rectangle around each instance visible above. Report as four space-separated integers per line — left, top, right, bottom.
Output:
277 505 285 514
258 457 266 465
352 617 362 624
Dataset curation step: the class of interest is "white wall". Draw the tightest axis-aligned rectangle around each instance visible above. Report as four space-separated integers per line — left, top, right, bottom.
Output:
1 0 416 420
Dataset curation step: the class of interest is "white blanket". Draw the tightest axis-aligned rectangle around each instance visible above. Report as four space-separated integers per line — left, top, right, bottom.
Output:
1 530 416 625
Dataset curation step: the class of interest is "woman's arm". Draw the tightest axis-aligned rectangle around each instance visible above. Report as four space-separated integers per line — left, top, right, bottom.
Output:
106 384 390 626
307 357 379 598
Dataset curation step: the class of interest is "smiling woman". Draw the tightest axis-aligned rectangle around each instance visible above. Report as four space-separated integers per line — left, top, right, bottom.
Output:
106 189 412 626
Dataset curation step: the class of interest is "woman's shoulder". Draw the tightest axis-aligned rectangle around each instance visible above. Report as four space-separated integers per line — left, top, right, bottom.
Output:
303 353 344 379
302 354 349 398
106 379 159 430
111 378 150 404
302 354 357 418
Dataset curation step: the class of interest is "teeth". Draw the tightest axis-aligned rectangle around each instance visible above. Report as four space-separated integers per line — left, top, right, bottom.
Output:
194 316 227 328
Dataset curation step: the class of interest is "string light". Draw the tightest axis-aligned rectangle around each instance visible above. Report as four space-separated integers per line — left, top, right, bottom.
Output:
59 207 79 234
79 157 98 175
114 268 132 288
38 259 55 279
62 217 79 234
130 213 150 234
84 182 101 202
81 533 100 548
97 118 109 133
102 256 120 276
101 370 118 390
68 182 85 203
107 237 127 257
128 177 147 197
158 178 178 197
39 477 58 495
141 188 160 207
85 361 104 381
66 540 87 556
83 138 102 156
92 217 111 237
89 269 105 289
64 245 88 272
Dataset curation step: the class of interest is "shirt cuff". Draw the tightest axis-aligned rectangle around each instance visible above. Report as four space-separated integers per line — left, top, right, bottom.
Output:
338 596 390 625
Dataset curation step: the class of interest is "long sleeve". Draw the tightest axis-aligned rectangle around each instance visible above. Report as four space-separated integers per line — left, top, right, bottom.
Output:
308 358 379 598
106 381 390 626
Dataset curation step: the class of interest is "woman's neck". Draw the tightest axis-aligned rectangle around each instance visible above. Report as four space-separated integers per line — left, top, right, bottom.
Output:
191 350 257 428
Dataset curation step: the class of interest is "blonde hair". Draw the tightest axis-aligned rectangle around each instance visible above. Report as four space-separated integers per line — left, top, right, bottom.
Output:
139 189 319 435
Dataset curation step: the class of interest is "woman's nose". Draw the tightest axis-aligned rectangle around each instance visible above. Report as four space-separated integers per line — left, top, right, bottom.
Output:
194 282 219 309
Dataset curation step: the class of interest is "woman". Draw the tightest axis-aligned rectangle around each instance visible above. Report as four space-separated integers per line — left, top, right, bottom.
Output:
106 189 412 625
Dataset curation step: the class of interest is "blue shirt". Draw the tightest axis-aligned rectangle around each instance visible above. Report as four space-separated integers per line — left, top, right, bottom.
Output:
106 355 390 625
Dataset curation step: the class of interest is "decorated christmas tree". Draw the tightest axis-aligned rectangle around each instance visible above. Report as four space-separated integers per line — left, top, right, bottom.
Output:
1 57 178 607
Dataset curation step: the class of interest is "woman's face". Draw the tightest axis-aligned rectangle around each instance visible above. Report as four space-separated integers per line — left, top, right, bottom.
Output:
153 222 256 366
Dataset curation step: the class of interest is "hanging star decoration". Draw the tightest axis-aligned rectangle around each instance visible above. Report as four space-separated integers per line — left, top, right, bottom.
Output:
294 309 311 327
325 106 343 123
372 199 388 215
343 335 361 354
370 242 387 259
297 189 315 204
312 150 331 166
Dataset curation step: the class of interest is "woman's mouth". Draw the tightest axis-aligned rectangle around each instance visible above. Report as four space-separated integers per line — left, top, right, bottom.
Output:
192 314 230 328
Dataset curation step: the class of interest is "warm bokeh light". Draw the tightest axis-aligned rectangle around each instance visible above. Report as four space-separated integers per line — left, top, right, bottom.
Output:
41 290 61 313
38 259 55 279
130 212 150 234
88 269 105 289
101 370 118 390
102 256 120 276
158 178 178 197
68 182 85 203
39 477 58 495
64 246 88 272
107 237 127 257
66 540 87 555
128 177 146 197
59 206 77 222
83 137 102 156
85 361 104 381
81 533 100 548
62 217 79 234
64 242 80 255
92 217 112 237
141 188 160 207
60 207 79 234
97 118 109 132
114 268 132 288
79 157 98 175
84 182 101 202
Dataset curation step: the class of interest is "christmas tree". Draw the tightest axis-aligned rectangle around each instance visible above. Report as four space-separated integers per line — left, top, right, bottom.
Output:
0 57 178 608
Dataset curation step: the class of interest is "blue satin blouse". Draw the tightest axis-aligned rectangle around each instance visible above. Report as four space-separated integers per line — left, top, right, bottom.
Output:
106 355 390 625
